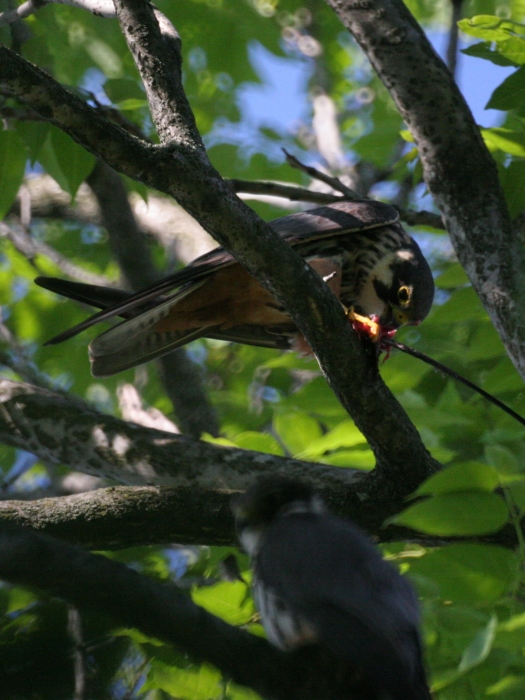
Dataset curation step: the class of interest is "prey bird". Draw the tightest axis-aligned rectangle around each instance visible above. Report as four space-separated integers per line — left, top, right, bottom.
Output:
232 478 432 700
35 201 434 377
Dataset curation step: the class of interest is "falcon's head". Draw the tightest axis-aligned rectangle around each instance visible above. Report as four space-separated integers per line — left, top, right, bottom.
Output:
232 478 324 557
357 240 435 330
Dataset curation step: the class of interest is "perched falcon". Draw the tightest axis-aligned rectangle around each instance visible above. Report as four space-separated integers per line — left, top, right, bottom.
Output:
35 200 434 377
232 478 432 700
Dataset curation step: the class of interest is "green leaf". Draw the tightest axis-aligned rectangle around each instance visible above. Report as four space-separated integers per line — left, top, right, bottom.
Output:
482 357 523 395
412 462 500 498
295 419 366 459
233 431 284 456
409 544 517 604
486 675 525 695
6 587 38 614
15 120 50 164
192 580 254 626
103 77 145 103
49 127 95 197
458 615 497 673
399 129 414 142
482 127 525 156
458 15 525 42
495 37 525 66
279 377 345 422
435 263 469 289
149 659 223 700
0 130 27 219
486 66 525 111
37 134 70 193
507 480 525 511
320 448 375 470
389 492 508 535
273 410 322 456
380 349 430 392
501 159 525 217
461 42 518 67
484 444 519 475
115 98 148 111
430 286 485 324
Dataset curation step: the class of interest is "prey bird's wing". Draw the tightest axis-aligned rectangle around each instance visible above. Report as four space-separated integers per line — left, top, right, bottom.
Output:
37 201 399 347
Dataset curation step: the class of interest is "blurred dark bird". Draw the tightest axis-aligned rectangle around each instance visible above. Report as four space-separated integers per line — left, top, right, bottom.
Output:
232 478 432 700
35 200 434 377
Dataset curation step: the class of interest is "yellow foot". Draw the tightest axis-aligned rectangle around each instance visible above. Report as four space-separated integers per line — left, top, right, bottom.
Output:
345 307 381 342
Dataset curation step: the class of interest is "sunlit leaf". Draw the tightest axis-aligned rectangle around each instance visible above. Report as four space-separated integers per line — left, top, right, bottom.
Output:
295 419 366 459
192 580 254 626
232 431 284 456
458 615 497 673
389 492 508 535
482 127 525 156
412 462 500 498
272 409 320 454
148 659 223 700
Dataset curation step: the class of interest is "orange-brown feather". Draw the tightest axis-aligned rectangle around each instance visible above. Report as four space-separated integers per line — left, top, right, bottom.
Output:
153 258 342 334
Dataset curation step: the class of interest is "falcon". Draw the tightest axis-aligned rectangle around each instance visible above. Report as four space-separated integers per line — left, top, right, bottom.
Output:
232 478 432 700
35 200 434 377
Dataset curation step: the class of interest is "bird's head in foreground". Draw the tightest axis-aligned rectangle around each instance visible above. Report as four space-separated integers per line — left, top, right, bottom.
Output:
232 478 432 700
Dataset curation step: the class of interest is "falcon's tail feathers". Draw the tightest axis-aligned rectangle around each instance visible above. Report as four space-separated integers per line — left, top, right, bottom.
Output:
88 284 208 376
35 277 132 310
90 326 206 377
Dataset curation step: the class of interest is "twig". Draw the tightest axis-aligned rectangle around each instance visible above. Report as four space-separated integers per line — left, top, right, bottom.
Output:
228 179 342 205
0 221 113 286
228 178 446 230
67 606 87 700
395 207 444 230
0 315 55 389
446 0 464 77
383 338 525 428
283 149 361 200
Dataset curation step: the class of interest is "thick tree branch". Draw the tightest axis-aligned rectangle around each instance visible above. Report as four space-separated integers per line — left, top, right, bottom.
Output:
85 160 219 438
0 378 437 546
0 22 438 481
325 0 525 381
0 481 518 550
0 524 374 700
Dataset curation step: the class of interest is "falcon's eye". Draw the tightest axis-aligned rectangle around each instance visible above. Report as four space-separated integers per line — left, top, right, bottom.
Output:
398 286 411 306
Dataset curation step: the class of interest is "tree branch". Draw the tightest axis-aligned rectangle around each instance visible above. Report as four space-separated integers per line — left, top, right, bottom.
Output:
0 524 374 700
0 17 438 482
325 0 525 381
0 220 112 287
0 378 438 546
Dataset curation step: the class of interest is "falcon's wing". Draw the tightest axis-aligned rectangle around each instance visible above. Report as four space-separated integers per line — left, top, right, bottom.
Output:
256 512 430 700
36 200 398 346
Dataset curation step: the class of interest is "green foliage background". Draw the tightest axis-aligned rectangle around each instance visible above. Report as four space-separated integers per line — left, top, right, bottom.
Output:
2 0 525 698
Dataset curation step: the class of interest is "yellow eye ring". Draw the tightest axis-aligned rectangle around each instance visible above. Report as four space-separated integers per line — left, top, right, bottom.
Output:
398 285 411 306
